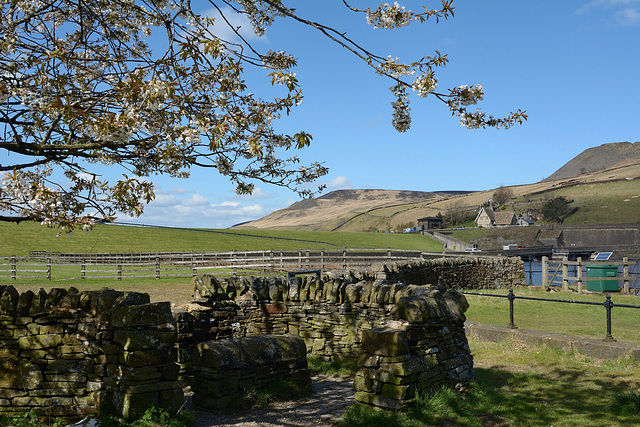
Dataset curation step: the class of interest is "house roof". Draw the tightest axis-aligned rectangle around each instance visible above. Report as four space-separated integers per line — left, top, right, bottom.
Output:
475 206 517 226
475 206 495 223
494 211 516 225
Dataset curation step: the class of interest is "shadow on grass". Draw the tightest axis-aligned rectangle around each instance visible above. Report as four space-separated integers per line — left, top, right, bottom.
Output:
475 364 640 426
340 364 640 427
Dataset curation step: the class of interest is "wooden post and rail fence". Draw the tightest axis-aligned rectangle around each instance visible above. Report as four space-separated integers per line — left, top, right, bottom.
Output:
0 248 436 281
541 256 633 293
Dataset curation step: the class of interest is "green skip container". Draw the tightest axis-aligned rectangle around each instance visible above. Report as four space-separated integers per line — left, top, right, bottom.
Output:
586 264 619 292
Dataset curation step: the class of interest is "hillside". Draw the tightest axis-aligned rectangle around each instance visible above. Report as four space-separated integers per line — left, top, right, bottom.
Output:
542 141 640 182
235 141 640 231
234 189 470 231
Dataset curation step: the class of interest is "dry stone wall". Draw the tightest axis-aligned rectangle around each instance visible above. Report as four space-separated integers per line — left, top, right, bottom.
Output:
0 257 512 419
191 335 310 409
373 257 525 289
354 325 473 410
179 269 475 394
0 285 182 422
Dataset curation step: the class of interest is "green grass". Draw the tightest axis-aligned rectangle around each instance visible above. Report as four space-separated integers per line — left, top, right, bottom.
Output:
463 286 640 345
338 337 640 426
544 180 640 225
0 406 195 427
308 356 360 377
0 221 443 257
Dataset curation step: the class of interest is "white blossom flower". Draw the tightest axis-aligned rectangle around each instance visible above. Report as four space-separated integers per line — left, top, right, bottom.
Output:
366 2 416 29
412 73 437 98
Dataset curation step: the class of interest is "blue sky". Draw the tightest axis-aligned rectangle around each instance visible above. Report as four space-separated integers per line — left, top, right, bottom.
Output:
30 1 640 228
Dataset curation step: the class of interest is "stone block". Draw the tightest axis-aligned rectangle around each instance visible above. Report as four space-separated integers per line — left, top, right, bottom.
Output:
345 283 363 303
354 373 383 393
381 383 415 400
114 329 163 351
29 289 48 316
16 290 34 317
380 356 425 377
354 391 414 410
0 285 19 316
260 303 287 314
121 380 182 394
268 284 283 302
194 341 241 369
119 347 176 367
44 288 68 308
377 370 418 385
18 333 62 350
107 365 162 382
288 278 300 301
0 357 43 389
109 302 174 328
361 328 409 357
117 391 158 421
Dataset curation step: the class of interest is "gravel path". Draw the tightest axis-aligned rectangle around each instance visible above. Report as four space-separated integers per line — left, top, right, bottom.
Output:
190 375 354 427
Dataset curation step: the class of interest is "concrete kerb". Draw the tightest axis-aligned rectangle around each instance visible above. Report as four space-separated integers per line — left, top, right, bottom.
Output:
465 321 640 361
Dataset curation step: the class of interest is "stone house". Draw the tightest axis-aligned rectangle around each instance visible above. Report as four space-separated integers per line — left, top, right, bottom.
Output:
417 216 443 231
475 206 518 227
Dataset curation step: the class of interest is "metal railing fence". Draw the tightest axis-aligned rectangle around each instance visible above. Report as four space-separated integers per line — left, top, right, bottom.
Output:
462 289 640 342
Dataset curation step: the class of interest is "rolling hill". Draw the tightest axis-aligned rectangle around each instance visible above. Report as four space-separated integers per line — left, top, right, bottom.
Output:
233 189 471 231
543 141 640 182
235 141 640 231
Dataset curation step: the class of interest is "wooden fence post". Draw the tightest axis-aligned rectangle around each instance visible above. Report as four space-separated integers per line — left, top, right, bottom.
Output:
321 250 325 270
306 249 310 269
576 257 583 294
11 255 16 280
269 250 274 273
81 257 86 280
298 250 302 269
232 251 237 275
562 257 569 291
156 256 160 279
342 248 347 270
117 258 122 281
192 255 197 277
623 257 630 293
47 257 51 281
542 256 549 290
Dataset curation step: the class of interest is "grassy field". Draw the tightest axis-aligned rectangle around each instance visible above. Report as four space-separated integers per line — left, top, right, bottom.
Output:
340 337 640 426
533 180 640 225
0 221 443 257
463 286 640 345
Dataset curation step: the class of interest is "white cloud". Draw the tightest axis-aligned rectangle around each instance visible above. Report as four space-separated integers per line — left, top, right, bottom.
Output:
131 188 267 228
201 6 266 43
184 193 209 206
326 176 354 190
614 7 640 24
576 0 640 25
169 186 189 194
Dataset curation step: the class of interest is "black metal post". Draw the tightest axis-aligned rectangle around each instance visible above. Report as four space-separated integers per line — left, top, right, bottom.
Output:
604 294 615 342
508 288 517 329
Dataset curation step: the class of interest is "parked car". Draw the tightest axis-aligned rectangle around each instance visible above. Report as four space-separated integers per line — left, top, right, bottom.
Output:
464 248 481 252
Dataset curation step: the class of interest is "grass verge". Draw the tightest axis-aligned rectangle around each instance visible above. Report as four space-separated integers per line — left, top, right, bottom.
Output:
0 221 442 257
338 337 640 426
308 356 360 377
463 286 640 345
0 406 195 427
